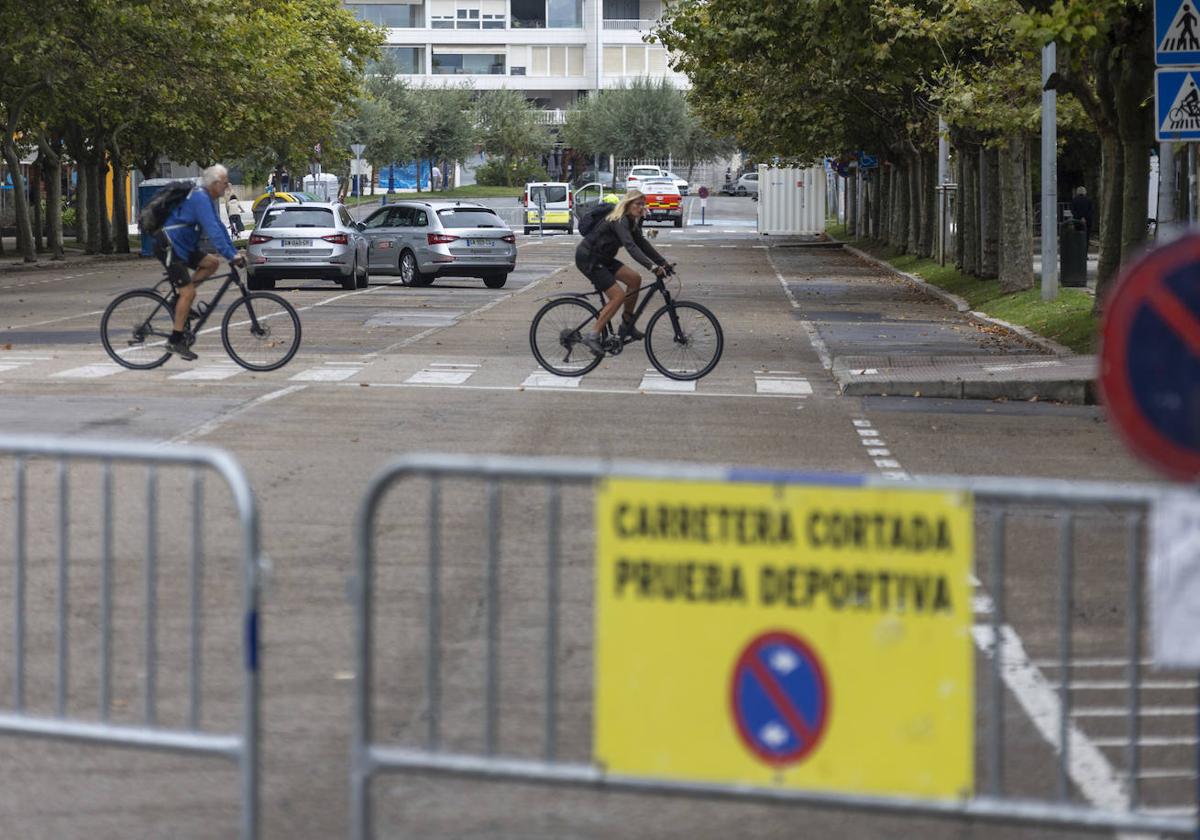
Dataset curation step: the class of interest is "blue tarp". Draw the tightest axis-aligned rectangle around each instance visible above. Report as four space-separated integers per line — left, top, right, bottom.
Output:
377 161 432 191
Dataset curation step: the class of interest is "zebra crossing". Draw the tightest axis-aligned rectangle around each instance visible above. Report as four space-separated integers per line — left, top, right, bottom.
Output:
0 353 821 399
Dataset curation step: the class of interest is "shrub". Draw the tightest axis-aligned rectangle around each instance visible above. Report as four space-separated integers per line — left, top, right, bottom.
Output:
61 207 77 229
474 157 548 187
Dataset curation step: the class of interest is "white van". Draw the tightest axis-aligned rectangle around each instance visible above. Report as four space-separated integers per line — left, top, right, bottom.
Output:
523 182 573 234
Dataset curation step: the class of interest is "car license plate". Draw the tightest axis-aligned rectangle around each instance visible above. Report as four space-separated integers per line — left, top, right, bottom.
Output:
467 239 494 247
282 238 311 247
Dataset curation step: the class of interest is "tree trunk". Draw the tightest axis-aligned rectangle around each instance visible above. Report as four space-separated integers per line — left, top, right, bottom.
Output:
111 155 130 254
919 151 936 258
961 146 981 276
878 166 890 243
870 168 882 240
75 162 91 248
906 155 920 255
85 157 102 254
954 150 965 270
981 147 1000 277
1096 133 1124 293
0 138 37 262
37 134 64 260
998 134 1034 292
30 158 43 253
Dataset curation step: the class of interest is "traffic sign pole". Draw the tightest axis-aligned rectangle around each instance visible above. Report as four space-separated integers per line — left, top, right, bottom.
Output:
1041 42 1059 301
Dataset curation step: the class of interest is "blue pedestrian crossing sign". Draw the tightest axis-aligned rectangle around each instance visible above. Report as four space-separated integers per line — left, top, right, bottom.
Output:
1157 69 1200 140
1158 0 1200 64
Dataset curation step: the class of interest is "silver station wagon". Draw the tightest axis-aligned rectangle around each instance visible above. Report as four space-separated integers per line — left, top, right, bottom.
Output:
246 202 369 291
360 201 517 288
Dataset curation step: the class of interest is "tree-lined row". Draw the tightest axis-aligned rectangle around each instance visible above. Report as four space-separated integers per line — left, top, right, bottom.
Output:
0 0 379 262
656 0 1152 305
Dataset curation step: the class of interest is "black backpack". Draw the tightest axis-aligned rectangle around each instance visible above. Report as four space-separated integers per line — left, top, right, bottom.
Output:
577 203 613 239
139 181 194 236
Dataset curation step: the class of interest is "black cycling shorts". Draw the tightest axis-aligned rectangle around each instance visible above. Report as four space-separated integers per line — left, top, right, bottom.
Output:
153 230 204 287
575 248 624 293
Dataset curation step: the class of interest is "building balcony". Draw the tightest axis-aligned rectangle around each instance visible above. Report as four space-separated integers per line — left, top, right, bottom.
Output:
536 109 569 124
602 18 658 31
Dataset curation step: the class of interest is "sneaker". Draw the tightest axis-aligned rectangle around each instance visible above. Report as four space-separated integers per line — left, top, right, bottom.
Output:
618 317 644 341
579 332 605 357
166 338 198 362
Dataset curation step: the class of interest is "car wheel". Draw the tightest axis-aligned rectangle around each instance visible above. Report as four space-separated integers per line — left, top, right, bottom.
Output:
247 275 274 290
674 216 683 228
357 258 369 288
523 227 533 235
483 273 508 289
398 250 432 286
736 186 746 196
341 260 357 290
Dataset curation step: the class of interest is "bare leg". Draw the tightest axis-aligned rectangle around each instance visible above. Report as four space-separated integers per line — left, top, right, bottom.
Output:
592 283 625 336
172 253 221 332
615 265 641 321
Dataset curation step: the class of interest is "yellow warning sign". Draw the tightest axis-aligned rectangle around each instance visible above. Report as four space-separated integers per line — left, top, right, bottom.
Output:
594 478 974 799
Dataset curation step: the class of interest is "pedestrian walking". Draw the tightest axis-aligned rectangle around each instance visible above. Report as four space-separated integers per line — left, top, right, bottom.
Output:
1070 187 1095 241
431 164 443 191
226 193 245 238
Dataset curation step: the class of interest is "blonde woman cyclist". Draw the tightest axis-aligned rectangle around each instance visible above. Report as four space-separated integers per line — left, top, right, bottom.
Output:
573 189 674 357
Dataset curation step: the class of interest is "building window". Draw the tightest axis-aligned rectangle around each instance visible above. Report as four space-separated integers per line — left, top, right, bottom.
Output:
345 3 425 28
547 0 582 27
371 46 425 74
456 7 480 27
603 44 671 76
432 51 506 74
525 46 585 77
603 46 623 75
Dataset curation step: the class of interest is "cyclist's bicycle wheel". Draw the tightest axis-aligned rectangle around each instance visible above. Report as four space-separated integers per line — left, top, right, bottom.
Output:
645 301 723 381
221 292 301 371
530 297 604 377
100 289 175 369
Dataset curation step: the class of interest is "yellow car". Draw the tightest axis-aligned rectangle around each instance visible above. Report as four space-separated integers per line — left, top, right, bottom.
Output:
251 191 320 224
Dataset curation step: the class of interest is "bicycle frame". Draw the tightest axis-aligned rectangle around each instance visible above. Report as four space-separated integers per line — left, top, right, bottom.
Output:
549 273 678 339
157 267 259 336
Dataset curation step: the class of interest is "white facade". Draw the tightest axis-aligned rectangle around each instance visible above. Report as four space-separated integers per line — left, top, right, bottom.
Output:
346 0 689 110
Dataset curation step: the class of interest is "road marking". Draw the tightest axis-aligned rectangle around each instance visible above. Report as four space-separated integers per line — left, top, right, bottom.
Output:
1047 680 1199 690
867 448 891 456
523 372 581 388
873 458 902 469
639 370 696 392
366 311 462 327
1137 767 1200 779
4 308 108 330
766 249 832 371
52 363 124 379
1090 735 1199 748
290 366 361 382
754 376 812 395
167 384 307 444
406 366 476 385
169 364 242 381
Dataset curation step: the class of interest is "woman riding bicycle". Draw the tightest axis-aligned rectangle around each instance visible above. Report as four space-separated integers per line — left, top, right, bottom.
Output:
574 188 674 357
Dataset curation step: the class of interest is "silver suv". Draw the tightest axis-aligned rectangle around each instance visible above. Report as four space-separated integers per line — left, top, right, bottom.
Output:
246 202 369 290
361 201 516 288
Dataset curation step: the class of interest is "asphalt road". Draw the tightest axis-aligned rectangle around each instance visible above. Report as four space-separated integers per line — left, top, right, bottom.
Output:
0 195 1190 839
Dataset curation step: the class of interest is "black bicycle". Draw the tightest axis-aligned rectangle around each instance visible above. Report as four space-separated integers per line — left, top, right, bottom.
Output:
101 264 302 371
529 270 723 380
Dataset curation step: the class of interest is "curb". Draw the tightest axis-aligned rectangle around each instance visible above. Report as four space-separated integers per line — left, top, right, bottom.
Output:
834 373 1093 405
0 251 142 275
839 243 1076 358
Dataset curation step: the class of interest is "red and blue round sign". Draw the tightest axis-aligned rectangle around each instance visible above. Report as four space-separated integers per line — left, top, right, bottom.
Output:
729 631 829 766
1100 233 1200 481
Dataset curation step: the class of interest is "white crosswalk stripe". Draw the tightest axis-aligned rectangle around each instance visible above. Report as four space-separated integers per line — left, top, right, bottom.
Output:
52 363 124 379
639 370 695 392
170 364 242 381
290 366 361 382
754 376 812 395
406 363 478 385
523 371 581 388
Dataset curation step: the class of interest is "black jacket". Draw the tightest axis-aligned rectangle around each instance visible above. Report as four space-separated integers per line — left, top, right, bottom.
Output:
577 214 666 271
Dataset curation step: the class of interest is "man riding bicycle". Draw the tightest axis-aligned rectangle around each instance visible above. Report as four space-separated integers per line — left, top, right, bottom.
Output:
153 164 245 361
573 189 674 357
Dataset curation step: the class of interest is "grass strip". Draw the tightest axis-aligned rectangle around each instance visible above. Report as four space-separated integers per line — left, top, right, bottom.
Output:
826 222 1097 353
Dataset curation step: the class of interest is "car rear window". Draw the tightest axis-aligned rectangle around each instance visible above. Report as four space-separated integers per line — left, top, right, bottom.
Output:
528 186 567 204
438 208 502 228
262 208 335 228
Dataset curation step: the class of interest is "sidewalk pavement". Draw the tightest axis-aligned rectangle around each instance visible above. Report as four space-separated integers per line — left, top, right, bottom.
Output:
0 235 144 273
774 237 1097 404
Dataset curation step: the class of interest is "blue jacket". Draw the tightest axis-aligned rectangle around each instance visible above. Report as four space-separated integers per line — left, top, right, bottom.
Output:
164 187 237 261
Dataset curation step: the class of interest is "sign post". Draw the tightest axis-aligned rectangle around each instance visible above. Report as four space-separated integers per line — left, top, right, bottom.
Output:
697 185 709 225
350 142 366 198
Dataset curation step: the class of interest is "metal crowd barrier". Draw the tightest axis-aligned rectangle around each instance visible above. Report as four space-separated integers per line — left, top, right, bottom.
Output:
0 435 262 839
351 452 1199 839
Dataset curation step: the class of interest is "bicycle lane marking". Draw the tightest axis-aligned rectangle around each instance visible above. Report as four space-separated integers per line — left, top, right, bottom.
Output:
165 384 308 444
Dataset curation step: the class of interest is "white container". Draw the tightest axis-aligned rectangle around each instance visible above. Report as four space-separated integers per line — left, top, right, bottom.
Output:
756 165 827 235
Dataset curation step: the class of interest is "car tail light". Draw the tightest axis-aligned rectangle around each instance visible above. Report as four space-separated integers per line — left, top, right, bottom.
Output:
568 191 573 209
428 233 459 245
501 233 515 243
321 233 349 245
248 233 272 245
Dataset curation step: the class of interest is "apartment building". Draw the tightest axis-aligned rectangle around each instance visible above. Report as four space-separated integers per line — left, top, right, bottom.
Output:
344 0 689 112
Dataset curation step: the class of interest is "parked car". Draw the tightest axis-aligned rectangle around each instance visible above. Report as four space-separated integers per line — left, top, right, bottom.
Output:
625 165 667 192
573 169 615 189
522 181 573 234
250 191 321 225
735 172 759 197
640 178 684 227
663 170 690 195
246 202 369 291
360 200 516 289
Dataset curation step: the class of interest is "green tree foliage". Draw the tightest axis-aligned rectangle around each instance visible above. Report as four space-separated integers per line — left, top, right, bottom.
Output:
474 89 552 185
563 80 692 161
